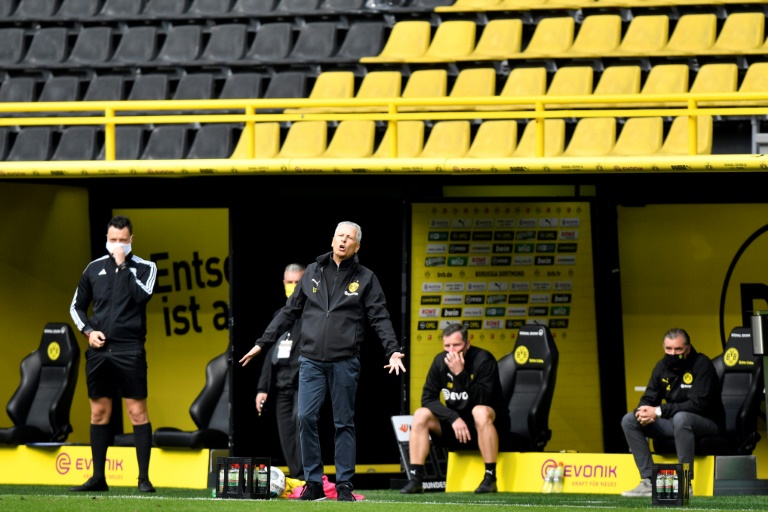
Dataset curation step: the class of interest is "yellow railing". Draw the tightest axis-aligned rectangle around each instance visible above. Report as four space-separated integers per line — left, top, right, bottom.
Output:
1 92 768 176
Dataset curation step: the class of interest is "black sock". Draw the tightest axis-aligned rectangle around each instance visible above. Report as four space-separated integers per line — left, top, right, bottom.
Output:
408 464 424 482
134 422 153 480
484 463 497 479
90 424 111 480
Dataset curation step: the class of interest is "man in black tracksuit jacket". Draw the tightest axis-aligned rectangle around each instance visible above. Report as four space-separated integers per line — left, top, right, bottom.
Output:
621 328 725 497
255 263 305 478
69 215 158 493
240 221 406 502
401 323 507 495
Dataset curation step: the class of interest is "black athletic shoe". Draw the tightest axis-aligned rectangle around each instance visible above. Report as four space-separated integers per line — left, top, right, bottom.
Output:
336 481 356 501
475 474 497 494
400 479 424 494
69 476 109 492
299 481 326 501
138 478 156 493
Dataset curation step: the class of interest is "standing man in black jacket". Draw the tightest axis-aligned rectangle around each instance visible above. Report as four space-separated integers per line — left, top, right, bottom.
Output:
69 215 158 493
621 328 725 497
240 221 406 502
255 263 305 478
400 323 508 495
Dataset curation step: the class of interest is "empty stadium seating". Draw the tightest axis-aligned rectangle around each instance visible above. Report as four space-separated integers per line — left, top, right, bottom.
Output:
0 0 764 164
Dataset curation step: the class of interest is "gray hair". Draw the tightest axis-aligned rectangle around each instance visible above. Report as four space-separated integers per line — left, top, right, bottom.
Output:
284 263 306 273
336 221 362 243
663 328 690 346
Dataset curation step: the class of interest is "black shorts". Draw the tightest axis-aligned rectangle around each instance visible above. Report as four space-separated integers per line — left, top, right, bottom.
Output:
85 346 148 399
433 408 510 451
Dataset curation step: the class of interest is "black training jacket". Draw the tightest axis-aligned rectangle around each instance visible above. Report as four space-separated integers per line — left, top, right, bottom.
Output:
70 253 157 346
421 345 506 424
255 252 399 362
637 346 726 430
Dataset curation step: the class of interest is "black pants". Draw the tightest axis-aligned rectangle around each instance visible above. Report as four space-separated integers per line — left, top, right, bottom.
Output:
275 382 302 477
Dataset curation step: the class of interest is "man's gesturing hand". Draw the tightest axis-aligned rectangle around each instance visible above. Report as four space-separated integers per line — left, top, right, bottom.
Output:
239 345 262 367
384 352 406 375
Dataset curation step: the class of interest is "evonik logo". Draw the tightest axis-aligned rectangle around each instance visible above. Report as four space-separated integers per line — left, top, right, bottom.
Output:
540 459 617 479
56 452 124 475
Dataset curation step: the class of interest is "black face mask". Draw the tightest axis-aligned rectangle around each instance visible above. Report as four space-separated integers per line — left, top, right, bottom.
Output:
664 352 685 369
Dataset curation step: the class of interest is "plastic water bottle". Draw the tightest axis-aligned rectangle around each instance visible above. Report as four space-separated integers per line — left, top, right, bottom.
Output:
670 470 678 499
256 464 268 495
552 463 564 493
656 470 666 498
218 466 225 494
541 468 554 493
228 463 240 492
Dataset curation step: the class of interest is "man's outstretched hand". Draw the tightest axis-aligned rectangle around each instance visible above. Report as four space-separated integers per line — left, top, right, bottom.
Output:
384 352 406 375
239 345 262 367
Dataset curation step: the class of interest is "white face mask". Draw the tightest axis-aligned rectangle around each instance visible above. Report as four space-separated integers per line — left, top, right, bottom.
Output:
106 241 132 257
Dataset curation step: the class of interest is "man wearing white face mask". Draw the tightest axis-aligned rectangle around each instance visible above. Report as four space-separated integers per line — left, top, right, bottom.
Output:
69 215 158 493
255 263 305 478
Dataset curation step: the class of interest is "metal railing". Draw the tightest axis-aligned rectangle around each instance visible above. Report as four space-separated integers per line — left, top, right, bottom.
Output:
1 91 767 176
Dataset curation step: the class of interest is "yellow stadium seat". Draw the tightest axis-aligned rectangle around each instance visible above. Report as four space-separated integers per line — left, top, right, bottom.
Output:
639 64 689 108
399 69 448 112
662 14 716 55
547 0 599 8
731 62 768 106
496 0 591 8
512 119 565 158
519 17 575 58
492 0 545 9
411 20 476 63
546 66 594 109
432 68 496 111
307 71 355 100
230 122 281 159
657 116 713 156
459 19 523 61
277 121 327 158
612 15 669 56
583 65 641 109
710 12 765 54
477 67 547 111
689 63 738 107
465 120 518 158
322 120 376 158
567 14 622 56
312 71 402 113
562 118 616 157
609 117 664 156
373 121 425 158
360 21 431 63
284 71 355 113
418 121 471 158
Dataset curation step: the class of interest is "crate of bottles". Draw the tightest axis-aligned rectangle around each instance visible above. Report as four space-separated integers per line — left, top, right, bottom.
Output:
215 457 271 499
651 463 690 506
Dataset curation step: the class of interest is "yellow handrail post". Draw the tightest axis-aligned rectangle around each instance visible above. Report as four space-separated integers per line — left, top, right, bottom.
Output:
688 99 698 156
535 101 545 158
104 106 115 161
388 102 398 158
245 105 255 159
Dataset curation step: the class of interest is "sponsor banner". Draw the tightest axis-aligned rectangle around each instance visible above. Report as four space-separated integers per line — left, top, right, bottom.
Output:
0 446 209 488
411 201 599 452
446 452 715 496
117 208 228 434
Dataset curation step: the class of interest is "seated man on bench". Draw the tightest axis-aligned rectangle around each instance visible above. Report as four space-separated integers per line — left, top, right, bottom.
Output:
400 323 509 494
621 327 725 497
